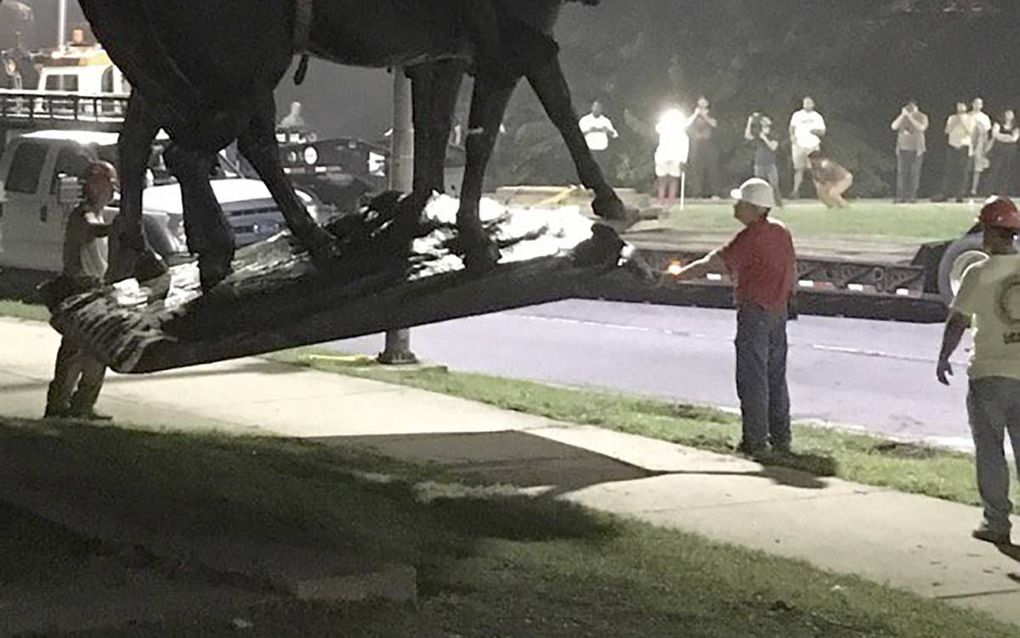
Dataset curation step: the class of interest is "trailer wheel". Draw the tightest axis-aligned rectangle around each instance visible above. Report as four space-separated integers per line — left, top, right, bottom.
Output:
937 234 986 303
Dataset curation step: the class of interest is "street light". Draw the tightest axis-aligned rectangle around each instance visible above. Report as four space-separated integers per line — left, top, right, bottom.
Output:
57 0 67 49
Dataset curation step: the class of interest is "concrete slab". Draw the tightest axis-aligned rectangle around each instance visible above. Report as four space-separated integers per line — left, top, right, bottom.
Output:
339 431 659 490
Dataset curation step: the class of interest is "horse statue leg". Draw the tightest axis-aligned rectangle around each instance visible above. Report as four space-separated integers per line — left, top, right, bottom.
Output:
454 73 518 271
106 92 168 285
525 55 634 225
162 143 235 293
237 94 341 266
408 60 466 197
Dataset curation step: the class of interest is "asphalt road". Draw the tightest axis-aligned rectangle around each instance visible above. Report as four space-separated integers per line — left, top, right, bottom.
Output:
329 300 974 450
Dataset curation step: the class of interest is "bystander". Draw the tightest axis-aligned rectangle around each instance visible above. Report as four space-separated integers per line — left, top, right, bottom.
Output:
985 109 1019 196
654 107 690 207
808 151 853 208
969 98 993 196
278 101 307 131
578 100 619 171
891 99 929 203
687 96 722 198
789 97 826 199
934 102 973 202
744 113 783 208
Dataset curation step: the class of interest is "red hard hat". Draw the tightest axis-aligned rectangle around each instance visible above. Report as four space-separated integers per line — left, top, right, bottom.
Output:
979 197 1020 231
79 160 117 185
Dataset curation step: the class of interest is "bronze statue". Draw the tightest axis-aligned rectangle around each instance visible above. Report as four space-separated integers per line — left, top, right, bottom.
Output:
80 0 630 291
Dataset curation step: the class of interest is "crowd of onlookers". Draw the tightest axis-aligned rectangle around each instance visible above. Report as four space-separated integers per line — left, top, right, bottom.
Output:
578 95 1018 209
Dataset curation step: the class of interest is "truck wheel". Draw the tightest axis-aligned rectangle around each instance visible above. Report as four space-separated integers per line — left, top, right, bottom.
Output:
937 234 986 303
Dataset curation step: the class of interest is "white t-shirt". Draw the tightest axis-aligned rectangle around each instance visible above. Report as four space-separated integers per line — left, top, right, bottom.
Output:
789 109 826 150
578 113 618 151
655 114 690 163
946 113 974 149
950 254 1020 381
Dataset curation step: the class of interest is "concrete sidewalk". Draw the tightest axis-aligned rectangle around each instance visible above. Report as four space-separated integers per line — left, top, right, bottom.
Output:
1 317 1018 625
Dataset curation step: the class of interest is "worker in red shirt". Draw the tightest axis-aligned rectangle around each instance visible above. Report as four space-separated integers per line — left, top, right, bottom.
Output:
672 178 798 455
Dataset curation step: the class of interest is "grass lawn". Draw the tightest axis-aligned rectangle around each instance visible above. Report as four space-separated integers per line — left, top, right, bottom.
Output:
665 200 977 243
0 299 50 322
2 416 1014 637
269 349 1012 509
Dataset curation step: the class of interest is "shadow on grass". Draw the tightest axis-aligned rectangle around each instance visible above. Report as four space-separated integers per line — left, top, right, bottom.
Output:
767 451 840 478
0 418 623 575
870 441 942 460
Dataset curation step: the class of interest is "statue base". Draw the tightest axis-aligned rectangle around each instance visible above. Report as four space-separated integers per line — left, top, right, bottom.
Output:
49 196 642 374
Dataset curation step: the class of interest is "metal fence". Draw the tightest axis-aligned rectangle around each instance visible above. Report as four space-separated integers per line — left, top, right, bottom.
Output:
0 89 128 131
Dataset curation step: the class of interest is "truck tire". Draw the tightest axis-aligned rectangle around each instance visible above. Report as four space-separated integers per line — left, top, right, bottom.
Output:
937 233 986 304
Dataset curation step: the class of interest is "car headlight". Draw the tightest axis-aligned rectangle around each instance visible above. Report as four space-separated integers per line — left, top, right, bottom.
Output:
303 146 319 165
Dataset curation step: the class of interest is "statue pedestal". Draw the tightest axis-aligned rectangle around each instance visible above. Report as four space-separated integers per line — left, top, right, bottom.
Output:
50 197 640 374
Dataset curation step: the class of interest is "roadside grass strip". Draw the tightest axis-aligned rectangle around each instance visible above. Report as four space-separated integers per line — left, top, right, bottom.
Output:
668 201 977 243
271 348 1015 509
0 299 51 322
0 416 1013 636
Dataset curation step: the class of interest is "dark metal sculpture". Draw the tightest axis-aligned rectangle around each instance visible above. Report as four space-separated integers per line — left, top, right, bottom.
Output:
80 0 630 291
50 195 635 373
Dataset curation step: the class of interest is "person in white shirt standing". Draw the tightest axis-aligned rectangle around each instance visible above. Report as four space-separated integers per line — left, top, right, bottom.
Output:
938 197 1020 546
44 161 119 421
934 102 974 203
969 97 993 196
578 100 619 171
788 97 827 199
654 107 690 207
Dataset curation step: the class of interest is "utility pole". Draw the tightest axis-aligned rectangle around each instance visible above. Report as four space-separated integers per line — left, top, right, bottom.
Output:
377 69 418 365
57 0 68 49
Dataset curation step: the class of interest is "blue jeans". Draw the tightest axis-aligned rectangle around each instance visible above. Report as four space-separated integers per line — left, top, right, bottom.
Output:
735 305 790 450
967 377 1020 533
896 150 923 201
754 163 783 208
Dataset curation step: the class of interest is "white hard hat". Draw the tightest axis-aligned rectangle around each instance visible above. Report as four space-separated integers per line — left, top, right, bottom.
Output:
730 177 776 210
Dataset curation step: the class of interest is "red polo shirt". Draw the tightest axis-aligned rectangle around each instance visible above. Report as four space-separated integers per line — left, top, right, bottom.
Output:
719 218 796 314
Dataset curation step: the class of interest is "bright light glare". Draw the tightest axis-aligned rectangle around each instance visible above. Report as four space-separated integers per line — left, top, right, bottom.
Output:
658 108 687 128
667 260 684 276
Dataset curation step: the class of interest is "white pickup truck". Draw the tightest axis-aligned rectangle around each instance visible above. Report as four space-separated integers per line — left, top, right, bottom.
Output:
0 129 319 278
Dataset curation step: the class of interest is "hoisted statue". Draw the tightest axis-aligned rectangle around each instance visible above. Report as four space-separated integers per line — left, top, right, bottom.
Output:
78 0 632 291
